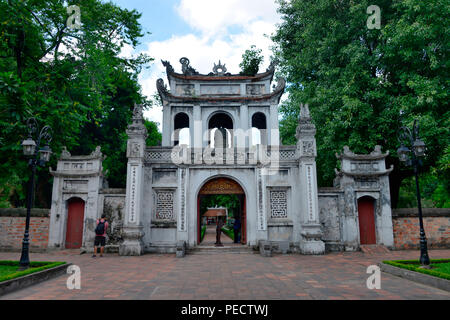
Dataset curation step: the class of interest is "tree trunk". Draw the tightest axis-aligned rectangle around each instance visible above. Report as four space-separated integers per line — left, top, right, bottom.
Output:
14 27 25 79
387 157 410 209
389 168 403 209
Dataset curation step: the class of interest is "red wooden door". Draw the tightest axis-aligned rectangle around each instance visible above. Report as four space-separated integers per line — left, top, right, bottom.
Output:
197 196 201 244
358 197 376 245
241 196 246 244
65 198 85 249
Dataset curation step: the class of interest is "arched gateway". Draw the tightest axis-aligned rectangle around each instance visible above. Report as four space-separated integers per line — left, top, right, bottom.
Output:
115 57 330 256
197 177 246 245
48 57 395 256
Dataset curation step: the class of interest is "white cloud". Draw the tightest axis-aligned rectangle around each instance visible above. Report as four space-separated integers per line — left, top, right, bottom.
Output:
175 0 280 36
139 1 282 131
118 43 135 59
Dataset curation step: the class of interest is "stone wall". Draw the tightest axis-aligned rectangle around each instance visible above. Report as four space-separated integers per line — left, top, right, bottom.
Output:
99 189 126 248
392 208 450 250
0 208 50 251
318 189 344 252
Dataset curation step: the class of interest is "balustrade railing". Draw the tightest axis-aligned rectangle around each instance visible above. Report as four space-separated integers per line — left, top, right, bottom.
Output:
145 145 298 165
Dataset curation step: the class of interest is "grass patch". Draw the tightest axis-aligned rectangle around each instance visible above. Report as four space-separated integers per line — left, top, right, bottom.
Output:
0 265 22 278
0 261 66 283
382 259 450 281
433 263 450 275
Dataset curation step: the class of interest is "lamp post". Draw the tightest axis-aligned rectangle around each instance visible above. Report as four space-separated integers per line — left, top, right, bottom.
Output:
19 118 53 270
397 120 430 267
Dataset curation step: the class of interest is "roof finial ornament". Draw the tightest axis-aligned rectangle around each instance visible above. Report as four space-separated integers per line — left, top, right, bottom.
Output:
60 146 71 159
266 59 278 72
213 60 227 75
180 57 199 75
132 103 143 120
300 103 311 120
296 103 315 140
161 60 174 74
90 146 103 158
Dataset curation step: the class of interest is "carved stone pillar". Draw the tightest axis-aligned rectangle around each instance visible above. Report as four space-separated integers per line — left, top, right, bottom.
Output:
296 104 325 254
119 104 147 256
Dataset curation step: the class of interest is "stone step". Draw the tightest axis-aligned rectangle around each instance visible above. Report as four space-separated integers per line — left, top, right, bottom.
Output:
360 245 390 254
188 246 256 255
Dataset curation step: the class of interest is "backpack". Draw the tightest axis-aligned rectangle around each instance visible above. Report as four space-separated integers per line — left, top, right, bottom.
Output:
95 220 105 236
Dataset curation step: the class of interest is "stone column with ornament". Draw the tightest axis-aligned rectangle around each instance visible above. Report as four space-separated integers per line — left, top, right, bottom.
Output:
119 104 147 256
296 104 325 254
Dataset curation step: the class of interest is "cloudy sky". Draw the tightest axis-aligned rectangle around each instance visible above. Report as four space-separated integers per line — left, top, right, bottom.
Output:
111 0 282 130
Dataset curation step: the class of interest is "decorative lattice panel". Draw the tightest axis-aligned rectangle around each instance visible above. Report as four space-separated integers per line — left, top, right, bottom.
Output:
280 151 296 160
266 150 296 160
146 151 172 161
270 190 288 219
155 191 174 220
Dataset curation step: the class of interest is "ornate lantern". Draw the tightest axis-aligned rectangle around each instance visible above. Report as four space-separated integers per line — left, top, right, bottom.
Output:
39 145 52 163
413 138 426 157
22 137 36 156
397 144 410 163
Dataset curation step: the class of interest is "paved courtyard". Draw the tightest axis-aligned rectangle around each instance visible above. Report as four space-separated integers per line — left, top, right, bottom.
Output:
0 249 449 300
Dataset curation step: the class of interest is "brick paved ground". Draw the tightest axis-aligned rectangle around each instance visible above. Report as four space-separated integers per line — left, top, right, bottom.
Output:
0 249 449 300
200 225 235 246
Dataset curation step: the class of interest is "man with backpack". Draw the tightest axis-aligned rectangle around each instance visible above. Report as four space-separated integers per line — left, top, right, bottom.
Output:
93 214 108 258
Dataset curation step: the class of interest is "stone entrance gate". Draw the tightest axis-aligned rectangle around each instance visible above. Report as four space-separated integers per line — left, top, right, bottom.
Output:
48 58 395 255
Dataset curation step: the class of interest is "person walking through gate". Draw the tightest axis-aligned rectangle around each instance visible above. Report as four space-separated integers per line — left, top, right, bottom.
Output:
233 216 241 243
93 214 108 257
215 216 224 247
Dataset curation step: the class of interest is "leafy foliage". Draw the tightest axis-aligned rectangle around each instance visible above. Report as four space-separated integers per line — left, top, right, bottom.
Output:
0 0 160 207
398 171 450 208
239 45 264 76
272 0 449 207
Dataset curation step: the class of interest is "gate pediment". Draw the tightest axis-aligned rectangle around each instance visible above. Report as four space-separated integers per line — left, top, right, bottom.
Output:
199 178 244 195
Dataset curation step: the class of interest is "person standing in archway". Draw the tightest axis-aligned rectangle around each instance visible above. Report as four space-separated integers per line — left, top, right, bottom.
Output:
215 216 224 247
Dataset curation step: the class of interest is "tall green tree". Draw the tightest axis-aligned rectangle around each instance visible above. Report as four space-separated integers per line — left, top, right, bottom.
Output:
0 0 160 207
239 45 264 76
272 0 449 207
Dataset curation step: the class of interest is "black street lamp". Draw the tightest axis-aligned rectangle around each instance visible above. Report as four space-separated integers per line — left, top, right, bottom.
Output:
397 120 430 267
19 118 53 270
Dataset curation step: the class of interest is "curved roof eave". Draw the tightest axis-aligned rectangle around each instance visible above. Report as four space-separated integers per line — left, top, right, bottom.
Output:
162 59 276 83
167 70 275 82
156 78 285 105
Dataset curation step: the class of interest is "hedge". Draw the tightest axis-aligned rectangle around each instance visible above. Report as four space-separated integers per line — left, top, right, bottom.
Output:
382 259 450 281
0 261 66 283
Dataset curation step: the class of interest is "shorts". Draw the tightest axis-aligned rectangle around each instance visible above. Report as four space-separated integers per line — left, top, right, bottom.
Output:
94 236 106 247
